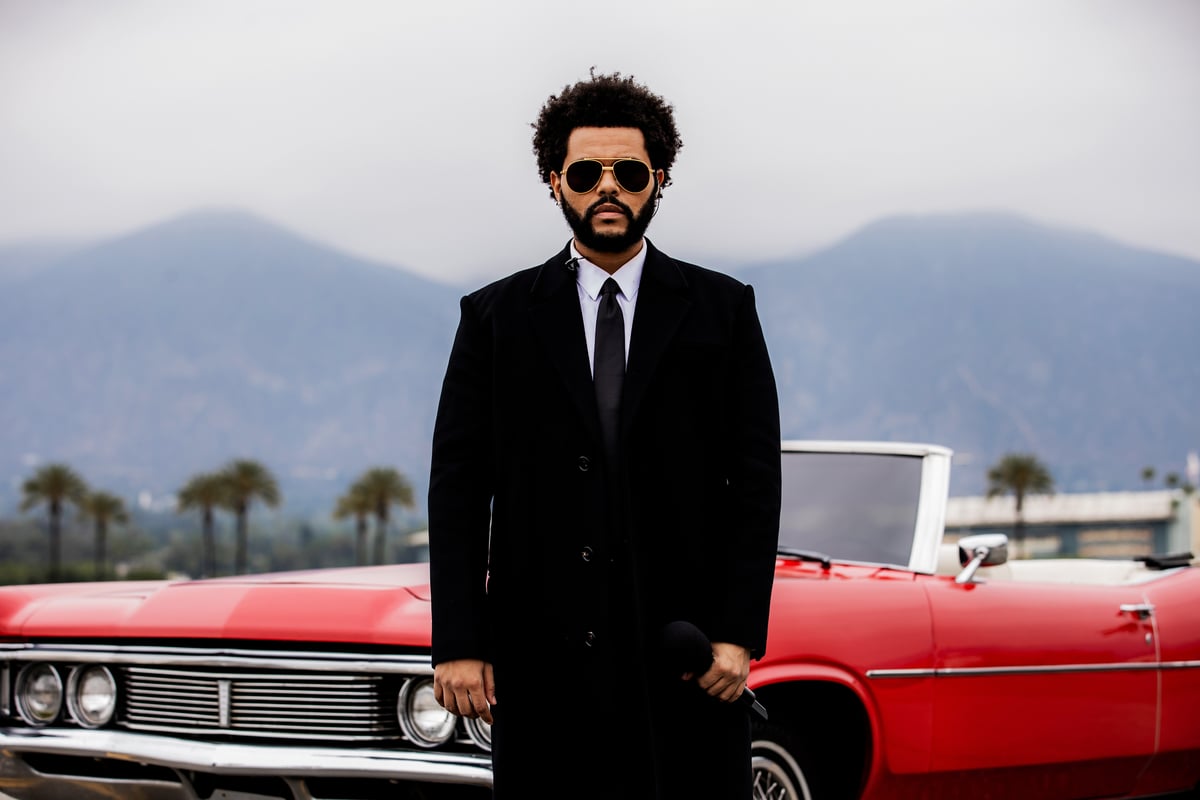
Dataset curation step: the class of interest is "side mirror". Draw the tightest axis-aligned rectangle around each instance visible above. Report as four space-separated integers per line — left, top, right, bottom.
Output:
955 533 1009 584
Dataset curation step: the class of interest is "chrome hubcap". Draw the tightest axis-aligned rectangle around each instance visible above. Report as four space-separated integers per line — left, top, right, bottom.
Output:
752 757 796 800
751 739 812 800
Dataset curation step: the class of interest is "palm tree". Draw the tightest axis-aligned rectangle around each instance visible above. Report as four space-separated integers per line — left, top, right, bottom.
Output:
19 463 88 581
352 467 415 565
1140 466 1156 488
986 453 1055 559
79 491 129 580
219 460 281 575
178 472 227 578
333 483 374 566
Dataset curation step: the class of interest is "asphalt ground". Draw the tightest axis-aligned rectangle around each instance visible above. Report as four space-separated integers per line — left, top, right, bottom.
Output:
0 789 1196 800
0 789 1195 799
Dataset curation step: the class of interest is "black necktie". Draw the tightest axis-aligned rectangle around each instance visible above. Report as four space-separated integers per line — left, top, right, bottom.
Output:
594 278 625 468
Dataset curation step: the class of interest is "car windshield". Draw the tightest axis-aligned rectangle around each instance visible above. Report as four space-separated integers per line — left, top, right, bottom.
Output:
779 451 924 569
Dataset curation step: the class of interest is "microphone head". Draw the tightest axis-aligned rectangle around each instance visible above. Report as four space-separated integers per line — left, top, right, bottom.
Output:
659 620 714 676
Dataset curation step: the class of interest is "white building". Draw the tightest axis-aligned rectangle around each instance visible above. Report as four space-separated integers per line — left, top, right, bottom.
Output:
945 490 1199 558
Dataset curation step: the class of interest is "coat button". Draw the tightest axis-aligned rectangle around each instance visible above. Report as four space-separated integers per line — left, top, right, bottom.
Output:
577 456 590 472
581 546 594 562
584 631 596 647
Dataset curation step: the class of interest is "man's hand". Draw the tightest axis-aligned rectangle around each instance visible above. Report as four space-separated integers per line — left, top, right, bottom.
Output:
694 642 751 703
433 659 496 724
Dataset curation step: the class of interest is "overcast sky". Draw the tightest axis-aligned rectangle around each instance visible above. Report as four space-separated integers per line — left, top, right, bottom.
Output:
2 0 1197 284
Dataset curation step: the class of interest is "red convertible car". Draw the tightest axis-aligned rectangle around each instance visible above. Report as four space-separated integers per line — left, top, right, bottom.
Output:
1 441 1197 800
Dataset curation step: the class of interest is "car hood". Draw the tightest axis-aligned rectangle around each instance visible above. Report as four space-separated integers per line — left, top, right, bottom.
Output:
0 564 433 647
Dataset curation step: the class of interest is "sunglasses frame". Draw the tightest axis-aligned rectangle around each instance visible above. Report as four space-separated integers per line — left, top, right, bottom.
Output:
560 158 655 194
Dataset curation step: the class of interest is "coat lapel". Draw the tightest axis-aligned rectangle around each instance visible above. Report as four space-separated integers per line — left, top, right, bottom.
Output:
528 241 692 452
622 241 691 436
528 246 604 447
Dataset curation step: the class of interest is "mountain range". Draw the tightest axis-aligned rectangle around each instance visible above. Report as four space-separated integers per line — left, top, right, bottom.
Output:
742 214 1200 492
2 210 1196 516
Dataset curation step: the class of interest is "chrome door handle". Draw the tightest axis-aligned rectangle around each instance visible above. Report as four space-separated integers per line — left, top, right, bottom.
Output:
1119 603 1154 620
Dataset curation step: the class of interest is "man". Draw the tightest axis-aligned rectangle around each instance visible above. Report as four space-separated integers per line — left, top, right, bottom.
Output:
429 72 781 799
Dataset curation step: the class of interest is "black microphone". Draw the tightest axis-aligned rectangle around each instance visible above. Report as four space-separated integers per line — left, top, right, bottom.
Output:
659 620 768 720
564 256 580 272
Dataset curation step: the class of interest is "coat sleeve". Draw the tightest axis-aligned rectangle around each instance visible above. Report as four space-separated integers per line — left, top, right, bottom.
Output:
707 284 782 658
428 294 494 665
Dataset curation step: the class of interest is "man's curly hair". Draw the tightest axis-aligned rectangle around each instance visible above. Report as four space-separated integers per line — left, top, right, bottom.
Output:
532 71 683 198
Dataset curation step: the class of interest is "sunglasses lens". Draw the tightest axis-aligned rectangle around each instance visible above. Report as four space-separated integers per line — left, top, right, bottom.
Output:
613 160 651 192
565 161 603 193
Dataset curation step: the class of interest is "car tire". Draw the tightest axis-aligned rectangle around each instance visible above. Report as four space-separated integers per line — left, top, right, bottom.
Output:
751 722 814 800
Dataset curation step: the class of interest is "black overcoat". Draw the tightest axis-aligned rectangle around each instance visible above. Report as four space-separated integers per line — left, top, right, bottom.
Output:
428 241 781 798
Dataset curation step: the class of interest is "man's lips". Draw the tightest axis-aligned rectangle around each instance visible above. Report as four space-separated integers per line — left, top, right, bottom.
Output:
589 202 629 220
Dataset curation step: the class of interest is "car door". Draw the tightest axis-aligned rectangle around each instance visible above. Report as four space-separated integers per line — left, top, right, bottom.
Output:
1130 571 1200 795
922 576 1157 799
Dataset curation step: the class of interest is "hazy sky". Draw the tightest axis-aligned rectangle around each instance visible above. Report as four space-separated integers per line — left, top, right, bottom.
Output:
2 0 1197 283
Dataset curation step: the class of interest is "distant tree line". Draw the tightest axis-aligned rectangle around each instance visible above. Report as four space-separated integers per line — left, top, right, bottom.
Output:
178 459 281 576
175 462 416 576
6 460 421 585
333 467 415 567
20 463 129 581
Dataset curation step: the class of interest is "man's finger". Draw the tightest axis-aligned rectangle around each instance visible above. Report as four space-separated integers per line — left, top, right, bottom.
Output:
718 680 744 703
469 687 490 723
454 689 478 719
697 665 728 692
484 663 498 706
698 666 741 700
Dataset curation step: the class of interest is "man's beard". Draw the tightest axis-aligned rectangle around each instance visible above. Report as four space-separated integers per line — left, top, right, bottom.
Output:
560 191 656 254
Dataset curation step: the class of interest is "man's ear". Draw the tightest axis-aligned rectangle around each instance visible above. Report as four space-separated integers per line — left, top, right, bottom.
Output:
655 169 665 196
549 171 562 203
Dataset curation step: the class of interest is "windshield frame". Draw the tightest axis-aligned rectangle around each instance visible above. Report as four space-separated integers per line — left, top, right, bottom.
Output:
779 440 953 574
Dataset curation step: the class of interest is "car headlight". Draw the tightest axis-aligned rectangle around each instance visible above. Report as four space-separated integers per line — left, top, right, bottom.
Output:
67 666 117 728
398 678 457 748
464 715 492 752
15 664 63 725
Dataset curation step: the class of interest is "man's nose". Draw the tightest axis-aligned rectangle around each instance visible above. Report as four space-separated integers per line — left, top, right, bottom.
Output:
595 166 621 195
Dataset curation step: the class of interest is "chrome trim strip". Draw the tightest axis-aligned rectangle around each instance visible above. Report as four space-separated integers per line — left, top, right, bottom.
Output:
118 721 404 742
776 443 954 575
218 679 231 728
867 660 1200 678
781 440 953 459
0 644 431 675
0 727 494 786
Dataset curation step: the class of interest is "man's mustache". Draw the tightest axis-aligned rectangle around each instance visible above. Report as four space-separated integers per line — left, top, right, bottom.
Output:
585 196 634 220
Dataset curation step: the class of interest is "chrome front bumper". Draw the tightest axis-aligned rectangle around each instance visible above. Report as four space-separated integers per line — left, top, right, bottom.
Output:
0 726 493 800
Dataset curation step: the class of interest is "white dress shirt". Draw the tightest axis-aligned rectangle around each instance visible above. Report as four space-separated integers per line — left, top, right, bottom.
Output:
572 242 645 376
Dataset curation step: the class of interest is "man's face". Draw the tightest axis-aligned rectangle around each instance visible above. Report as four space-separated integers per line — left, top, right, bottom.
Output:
549 127 665 254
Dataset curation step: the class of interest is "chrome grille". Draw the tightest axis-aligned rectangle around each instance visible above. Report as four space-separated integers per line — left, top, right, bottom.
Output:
122 666 400 740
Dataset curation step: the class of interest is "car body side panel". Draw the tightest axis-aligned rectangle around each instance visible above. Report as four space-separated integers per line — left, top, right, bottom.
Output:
923 577 1156 797
762 564 934 776
1133 570 1200 796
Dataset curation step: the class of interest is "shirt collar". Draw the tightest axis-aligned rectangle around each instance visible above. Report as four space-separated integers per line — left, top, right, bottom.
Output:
572 240 646 302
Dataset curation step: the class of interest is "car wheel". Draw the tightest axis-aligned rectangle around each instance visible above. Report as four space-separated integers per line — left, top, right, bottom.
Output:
752 723 814 800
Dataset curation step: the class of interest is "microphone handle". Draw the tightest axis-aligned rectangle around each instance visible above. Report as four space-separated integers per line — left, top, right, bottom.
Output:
740 686 768 721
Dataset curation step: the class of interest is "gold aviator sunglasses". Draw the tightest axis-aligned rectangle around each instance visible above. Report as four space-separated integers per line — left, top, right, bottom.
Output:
561 158 654 194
